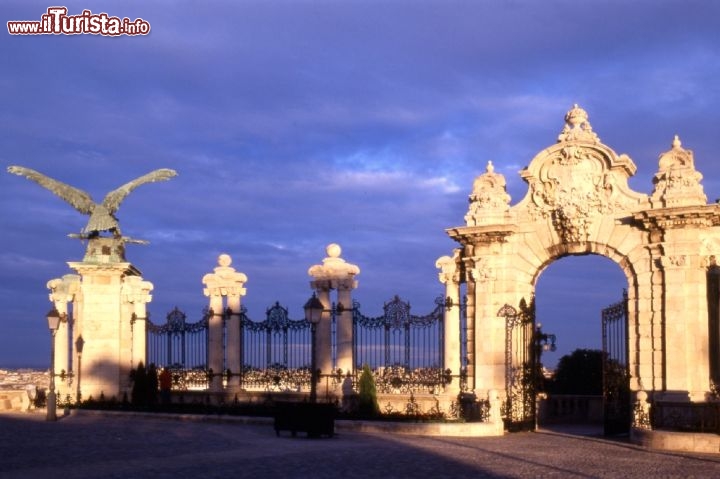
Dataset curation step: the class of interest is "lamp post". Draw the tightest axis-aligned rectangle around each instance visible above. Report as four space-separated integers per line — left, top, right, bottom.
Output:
304 294 323 403
75 335 84 403
533 323 557 392
46 308 62 421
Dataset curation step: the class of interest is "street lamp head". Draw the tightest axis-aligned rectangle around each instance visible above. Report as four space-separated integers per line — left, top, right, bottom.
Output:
46 308 61 331
75 335 85 354
303 293 324 325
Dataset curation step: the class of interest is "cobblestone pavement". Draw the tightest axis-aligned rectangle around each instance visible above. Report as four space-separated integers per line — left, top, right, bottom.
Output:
1 412 720 478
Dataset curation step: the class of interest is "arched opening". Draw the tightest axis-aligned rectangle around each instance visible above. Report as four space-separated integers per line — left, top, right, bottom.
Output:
535 255 627 370
534 254 628 433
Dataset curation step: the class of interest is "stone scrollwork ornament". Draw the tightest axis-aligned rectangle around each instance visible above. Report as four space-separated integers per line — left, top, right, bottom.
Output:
435 249 461 284
517 104 643 243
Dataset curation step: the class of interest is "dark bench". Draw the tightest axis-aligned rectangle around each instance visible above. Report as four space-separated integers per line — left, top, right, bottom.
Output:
273 401 336 438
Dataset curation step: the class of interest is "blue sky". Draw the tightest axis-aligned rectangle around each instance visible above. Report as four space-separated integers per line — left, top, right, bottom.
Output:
1 0 719 369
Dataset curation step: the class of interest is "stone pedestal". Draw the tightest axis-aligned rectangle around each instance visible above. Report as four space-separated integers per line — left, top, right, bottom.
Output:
67 237 150 401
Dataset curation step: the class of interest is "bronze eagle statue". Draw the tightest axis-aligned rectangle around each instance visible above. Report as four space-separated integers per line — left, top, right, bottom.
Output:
7 165 178 238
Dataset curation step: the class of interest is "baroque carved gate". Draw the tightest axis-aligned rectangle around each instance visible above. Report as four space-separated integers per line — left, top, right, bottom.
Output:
439 105 720 432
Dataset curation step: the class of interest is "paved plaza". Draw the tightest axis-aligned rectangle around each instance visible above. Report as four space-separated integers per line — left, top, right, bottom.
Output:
1 411 719 478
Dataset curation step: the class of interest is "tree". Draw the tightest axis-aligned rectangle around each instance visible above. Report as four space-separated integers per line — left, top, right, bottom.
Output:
146 363 159 406
130 361 148 407
549 349 603 395
357 364 379 417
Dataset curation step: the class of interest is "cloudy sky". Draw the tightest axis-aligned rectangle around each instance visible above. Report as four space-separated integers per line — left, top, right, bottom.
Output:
1 0 719 369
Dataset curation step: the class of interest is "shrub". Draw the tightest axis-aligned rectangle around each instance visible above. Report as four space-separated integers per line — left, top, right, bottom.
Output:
130 361 148 407
357 364 379 417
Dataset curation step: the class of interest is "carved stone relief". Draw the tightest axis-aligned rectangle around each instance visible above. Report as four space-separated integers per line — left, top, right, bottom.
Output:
465 161 511 226
518 105 644 244
557 104 599 143
651 135 706 208
526 146 628 242
468 257 495 283
701 237 720 267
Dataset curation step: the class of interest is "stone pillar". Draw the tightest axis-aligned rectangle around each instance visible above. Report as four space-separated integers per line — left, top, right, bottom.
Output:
202 254 247 392
436 252 461 394
646 136 712 400
660 250 710 401
308 244 360 385
68 236 143 401
488 389 504 435
469 253 502 396
313 283 334 378
226 294 243 387
121 276 153 372
207 298 224 391
464 263 476 392
47 274 80 402
336 279 355 375
628 253 653 393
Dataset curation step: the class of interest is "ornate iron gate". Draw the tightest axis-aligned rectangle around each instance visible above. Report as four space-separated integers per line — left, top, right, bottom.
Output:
240 302 313 391
352 295 444 370
499 298 537 431
601 290 631 435
352 295 448 394
147 307 209 369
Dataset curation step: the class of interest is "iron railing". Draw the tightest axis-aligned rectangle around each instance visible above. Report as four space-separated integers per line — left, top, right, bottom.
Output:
651 401 720 434
147 295 455 394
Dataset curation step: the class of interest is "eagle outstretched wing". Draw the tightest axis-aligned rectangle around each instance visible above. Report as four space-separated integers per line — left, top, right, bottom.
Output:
102 168 178 213
7 165 96 214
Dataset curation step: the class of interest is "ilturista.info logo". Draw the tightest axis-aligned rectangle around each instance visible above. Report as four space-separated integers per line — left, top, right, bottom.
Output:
8 7 150 36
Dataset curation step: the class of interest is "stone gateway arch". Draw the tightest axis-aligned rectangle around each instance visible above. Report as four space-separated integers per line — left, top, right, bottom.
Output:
438 105 720 417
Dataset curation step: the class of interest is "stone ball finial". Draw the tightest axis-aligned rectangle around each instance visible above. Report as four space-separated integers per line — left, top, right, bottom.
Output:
326 243 342 258
218 254 232 267
308 243 360 281
486 161 494 173
636 390 648 402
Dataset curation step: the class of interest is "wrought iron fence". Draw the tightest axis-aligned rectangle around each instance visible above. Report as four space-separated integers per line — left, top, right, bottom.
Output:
372 366 452 395
242 302 312 370
147 294 455 394
352 295 449 394
651 401 720 434
146 307 209 370
353 295 444 369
